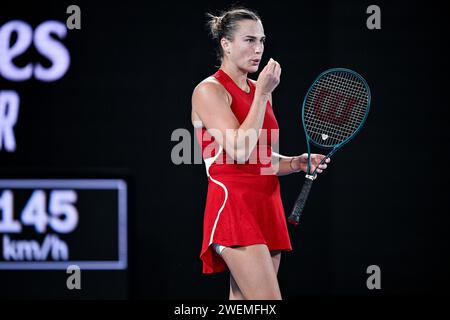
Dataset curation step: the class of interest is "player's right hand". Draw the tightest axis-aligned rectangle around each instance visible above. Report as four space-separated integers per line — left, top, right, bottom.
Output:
255 58 281 96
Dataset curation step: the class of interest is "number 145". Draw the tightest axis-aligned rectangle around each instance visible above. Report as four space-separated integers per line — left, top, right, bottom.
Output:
0 190 78 233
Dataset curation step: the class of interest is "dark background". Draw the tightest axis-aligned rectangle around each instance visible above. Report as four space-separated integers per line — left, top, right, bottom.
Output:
0 0 448 299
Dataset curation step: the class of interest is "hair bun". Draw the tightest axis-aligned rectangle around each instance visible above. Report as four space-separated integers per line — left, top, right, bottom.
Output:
206 13 223 40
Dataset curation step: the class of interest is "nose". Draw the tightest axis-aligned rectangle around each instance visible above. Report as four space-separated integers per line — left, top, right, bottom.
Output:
255 43 263 54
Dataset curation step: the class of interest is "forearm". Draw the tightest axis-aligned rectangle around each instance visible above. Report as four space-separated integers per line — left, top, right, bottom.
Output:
272 156 302 176
228 93 270 161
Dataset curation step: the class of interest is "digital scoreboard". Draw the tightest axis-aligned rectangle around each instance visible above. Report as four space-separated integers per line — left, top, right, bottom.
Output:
0 179 127 270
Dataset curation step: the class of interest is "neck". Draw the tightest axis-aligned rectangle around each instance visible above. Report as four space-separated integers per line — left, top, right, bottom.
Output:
220 61 249 91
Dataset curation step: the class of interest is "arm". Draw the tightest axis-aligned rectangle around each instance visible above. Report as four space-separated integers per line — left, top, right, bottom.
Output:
271 152 331 176
192 81 270 162
192 59 281 162
271 153 301 176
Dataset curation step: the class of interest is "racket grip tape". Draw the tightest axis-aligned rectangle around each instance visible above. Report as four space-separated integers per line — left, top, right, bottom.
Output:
288 177 314 226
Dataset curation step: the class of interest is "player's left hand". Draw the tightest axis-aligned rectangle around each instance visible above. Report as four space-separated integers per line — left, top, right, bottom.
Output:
291 153 330 174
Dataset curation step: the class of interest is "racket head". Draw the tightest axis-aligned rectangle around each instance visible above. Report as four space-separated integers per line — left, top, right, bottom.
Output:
301 68 371 150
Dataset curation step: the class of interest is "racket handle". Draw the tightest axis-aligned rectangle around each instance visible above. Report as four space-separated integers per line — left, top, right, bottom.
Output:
288 176 314 226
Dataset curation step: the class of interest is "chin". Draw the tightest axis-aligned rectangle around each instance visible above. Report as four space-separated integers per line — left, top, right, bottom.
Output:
247 65 259 74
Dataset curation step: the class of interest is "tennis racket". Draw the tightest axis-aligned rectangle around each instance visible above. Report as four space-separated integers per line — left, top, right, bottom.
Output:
288 68 371 226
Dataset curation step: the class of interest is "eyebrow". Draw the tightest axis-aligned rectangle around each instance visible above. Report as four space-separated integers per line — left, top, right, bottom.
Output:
243 35 266 40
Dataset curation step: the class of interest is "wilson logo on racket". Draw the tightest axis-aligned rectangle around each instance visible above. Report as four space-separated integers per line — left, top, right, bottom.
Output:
313 88 359 126
288 68 371 226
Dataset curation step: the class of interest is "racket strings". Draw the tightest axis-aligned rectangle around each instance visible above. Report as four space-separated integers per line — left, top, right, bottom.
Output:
308 73 368 138
308 75 367 135
304 71 369 146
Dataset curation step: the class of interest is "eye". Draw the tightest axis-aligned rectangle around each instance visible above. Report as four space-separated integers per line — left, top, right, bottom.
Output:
246 39 254 43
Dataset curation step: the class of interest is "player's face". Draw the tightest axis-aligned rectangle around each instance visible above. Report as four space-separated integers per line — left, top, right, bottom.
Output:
227 19 265 73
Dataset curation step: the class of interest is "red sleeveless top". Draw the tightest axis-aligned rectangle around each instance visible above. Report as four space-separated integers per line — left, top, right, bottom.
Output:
196 68 292 274
195 68 280 173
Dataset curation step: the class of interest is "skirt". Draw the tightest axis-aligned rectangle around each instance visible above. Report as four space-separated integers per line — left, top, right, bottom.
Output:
200 162 292 274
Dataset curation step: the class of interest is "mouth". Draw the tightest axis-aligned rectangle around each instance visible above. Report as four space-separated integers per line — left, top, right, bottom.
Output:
250 59 261 64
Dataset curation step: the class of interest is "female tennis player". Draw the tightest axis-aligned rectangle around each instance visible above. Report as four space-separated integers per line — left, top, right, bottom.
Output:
191 7 330 300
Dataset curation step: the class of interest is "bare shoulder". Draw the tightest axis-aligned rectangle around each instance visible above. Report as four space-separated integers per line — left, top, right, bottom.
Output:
192 76 231 108
194 76 225 95
191 76 232 124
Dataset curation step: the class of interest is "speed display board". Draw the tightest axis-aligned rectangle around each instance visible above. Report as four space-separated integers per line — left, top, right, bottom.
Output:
0 179 127 270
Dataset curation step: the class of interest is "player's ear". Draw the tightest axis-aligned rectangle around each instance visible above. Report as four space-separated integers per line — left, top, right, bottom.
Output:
221 37 231 54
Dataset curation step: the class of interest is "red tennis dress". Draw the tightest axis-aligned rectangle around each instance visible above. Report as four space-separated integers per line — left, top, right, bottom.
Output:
196 68 292 274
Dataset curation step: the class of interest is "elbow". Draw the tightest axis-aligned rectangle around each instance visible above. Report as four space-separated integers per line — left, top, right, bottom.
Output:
224 134 257 163
235 149 250 163
235 144 259 163
224 145 250 163
224 138 248 163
